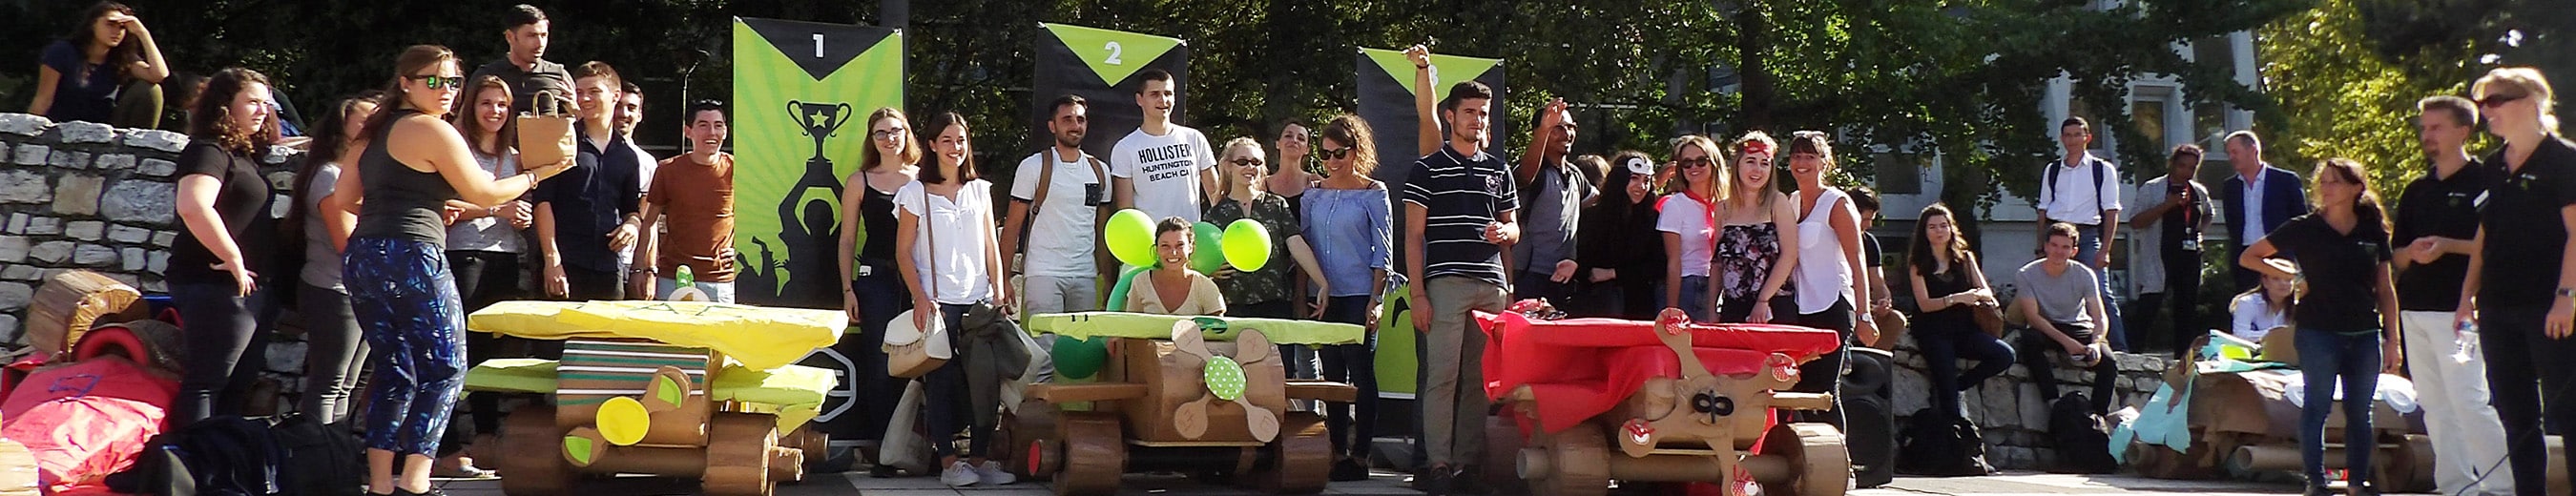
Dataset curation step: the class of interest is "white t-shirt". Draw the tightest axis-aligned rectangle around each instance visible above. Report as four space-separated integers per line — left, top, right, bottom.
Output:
897 179 997 305
2232 292 2288 341
1110 125 1216 222
1793 189 1859 314
1012 151 1104 278
1654 195 1717 278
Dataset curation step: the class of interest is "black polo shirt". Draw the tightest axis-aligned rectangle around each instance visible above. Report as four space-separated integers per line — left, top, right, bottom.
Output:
1402 145 1520 287
2480 134 2576 309
533 131 640 274
2267 214 2392 333
2392 158 2489 311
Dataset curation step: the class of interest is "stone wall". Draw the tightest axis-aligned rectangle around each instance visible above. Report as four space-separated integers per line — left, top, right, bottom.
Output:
0 113 307 405
1881 330 2173 471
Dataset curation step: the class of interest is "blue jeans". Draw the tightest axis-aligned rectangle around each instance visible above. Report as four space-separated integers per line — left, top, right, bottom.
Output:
2076 228 2129 351
2296 327 2382 486
1918 323 2014 419
1671 276 1714 322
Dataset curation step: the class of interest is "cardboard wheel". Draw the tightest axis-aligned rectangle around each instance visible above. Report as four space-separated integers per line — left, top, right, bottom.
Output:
1053 412 1126 496
781 424 830 473
704 412 779 496
1532 422 1610 496
499 406 573 496
1761 423 1849 496
1252 412 1332 494
1003 400 1064 479
2381 435 2437 492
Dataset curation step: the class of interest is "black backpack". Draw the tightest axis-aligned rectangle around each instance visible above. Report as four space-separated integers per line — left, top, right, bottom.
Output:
131 416 286 496
2042 157 2109 218
1896 408 1994 476
270 414 365 496
2047 392 2119 474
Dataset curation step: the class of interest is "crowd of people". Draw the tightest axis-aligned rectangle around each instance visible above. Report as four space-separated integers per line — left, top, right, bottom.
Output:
26 2 2576 496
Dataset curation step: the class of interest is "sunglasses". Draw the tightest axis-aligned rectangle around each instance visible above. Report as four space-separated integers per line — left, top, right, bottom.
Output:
2480 93 2529 109
1316 146 1352 160
1675 157 1714 169
407 74 465 90
1231 158 1267 167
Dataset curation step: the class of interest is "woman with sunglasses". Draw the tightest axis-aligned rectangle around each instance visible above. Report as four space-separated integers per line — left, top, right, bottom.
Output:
170 67 283 428
1715 131 1801 323
2460 67 2576 495
341 45 569 496
1301 114 1393 481
1207 137 1329 324
1782 131 1866 427
2238 158 2401 496
1571 151 1666 319
1657 135 1730 322
830 107 922 476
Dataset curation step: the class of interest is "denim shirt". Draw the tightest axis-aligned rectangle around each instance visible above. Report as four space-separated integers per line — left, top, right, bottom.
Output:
1300 184 1393 298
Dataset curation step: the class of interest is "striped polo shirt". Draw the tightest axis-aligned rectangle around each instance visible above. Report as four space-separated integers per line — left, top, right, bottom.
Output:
1402 145 1520 287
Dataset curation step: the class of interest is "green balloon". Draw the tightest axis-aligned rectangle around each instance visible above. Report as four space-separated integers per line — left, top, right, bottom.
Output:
1221 219 1273 272
1189 222 1227 274
1104 264 1151 312
1106 209 1157 268
1052 336 1111 380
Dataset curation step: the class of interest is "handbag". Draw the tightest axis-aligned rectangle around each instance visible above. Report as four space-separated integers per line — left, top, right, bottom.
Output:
515 90 578 172
883 189 954 379
1971 301 2006 338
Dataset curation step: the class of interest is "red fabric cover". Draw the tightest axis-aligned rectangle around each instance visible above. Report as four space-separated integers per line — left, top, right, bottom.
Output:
0 354 177 494
1477 312 1841 434
0 354 46 404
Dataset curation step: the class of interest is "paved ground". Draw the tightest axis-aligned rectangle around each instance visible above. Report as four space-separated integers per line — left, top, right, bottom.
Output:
432 470 2369 496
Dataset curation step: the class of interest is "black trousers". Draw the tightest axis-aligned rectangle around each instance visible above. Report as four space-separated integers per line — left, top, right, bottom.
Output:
447 250 527 455
2129 249 2205 359
1318 295 1381 459
1784 299 1854 428
172 280 273 427
2482 304 2576 496
2017 325 2116 412
564 266 624 301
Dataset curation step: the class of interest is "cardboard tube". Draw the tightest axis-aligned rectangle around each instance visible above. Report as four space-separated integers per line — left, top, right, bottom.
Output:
1547 453 1789 483
583 445 711 477
1771 393 1835 411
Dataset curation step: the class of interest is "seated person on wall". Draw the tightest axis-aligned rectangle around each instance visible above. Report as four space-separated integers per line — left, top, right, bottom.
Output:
1128 217 1228 316
2014 222 2118 413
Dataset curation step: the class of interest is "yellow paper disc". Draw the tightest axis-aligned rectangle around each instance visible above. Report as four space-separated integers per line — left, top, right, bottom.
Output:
598 396 652 445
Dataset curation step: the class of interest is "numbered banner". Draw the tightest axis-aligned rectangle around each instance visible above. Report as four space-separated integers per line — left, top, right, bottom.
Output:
732 17 903 445
1030 23 1190 158
732 17 903 309
1355 48 1504 398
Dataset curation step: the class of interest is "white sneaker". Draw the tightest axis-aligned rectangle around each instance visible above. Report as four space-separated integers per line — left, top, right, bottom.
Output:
941 461 981 486
976 461 1019 486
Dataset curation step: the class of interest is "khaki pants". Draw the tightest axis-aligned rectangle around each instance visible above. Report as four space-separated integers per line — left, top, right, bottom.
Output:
1423 276 1507 466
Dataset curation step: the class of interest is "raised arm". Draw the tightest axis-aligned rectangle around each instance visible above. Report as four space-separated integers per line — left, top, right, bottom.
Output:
1407 45 1440 158
120 17 169 83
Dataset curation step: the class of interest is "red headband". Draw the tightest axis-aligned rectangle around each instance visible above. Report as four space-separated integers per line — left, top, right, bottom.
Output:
1739 140 1775 158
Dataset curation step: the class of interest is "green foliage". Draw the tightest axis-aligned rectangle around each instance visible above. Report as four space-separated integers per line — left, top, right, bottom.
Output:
2259 0 2449 203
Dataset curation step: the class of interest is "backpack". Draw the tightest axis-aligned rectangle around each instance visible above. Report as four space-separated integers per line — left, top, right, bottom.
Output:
270 414 364 496
1896 408 1995 476
1016 151 1111 268
127 416 286 496
2043 156 2109 220
2047 392 2119 474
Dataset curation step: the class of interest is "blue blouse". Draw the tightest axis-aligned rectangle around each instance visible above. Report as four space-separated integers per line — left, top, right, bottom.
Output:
1301 184 1393 298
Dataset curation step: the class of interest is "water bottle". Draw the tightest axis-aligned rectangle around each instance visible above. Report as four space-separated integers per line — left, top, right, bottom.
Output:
2455 320 2481 364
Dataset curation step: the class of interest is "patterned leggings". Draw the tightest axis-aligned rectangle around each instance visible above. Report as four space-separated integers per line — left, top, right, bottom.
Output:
343 237 467 456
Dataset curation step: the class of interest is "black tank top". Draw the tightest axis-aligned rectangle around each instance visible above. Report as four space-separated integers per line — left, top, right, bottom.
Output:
352 109 462 245
859 181 900 261
1916 258 1979 333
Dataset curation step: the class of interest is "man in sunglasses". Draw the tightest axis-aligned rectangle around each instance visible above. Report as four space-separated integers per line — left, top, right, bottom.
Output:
2221 130 2310 292
1510 98 1596 304
464 4 571 114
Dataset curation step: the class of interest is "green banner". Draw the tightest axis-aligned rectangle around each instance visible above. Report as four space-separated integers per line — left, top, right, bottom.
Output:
1030 23 1191 159
1041 23 1186 88
731 17 903 309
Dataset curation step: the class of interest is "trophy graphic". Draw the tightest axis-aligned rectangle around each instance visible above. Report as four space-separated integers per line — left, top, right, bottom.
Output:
773 100 855 307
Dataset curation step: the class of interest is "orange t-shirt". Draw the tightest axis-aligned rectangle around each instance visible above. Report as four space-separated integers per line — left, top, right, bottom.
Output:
647 154 737 282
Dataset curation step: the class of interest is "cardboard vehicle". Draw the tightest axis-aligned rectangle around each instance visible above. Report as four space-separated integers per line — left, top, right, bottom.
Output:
2124 334 2449 492
1479 309 1850 496
1006 312 1365 496
463 300 842 496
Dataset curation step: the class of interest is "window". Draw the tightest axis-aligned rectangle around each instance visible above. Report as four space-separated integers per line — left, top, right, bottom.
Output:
1874 152 1925 195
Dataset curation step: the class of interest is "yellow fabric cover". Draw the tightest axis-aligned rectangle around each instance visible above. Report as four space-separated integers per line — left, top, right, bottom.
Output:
464 358 561 394
710 363 835 407
467 300 842 370
1026 312 1363 345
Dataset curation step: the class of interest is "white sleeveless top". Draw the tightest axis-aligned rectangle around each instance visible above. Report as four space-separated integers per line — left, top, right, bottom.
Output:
1792 188 1856 314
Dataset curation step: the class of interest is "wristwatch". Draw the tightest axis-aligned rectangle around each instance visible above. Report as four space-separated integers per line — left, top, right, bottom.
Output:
2557 287 2576 300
